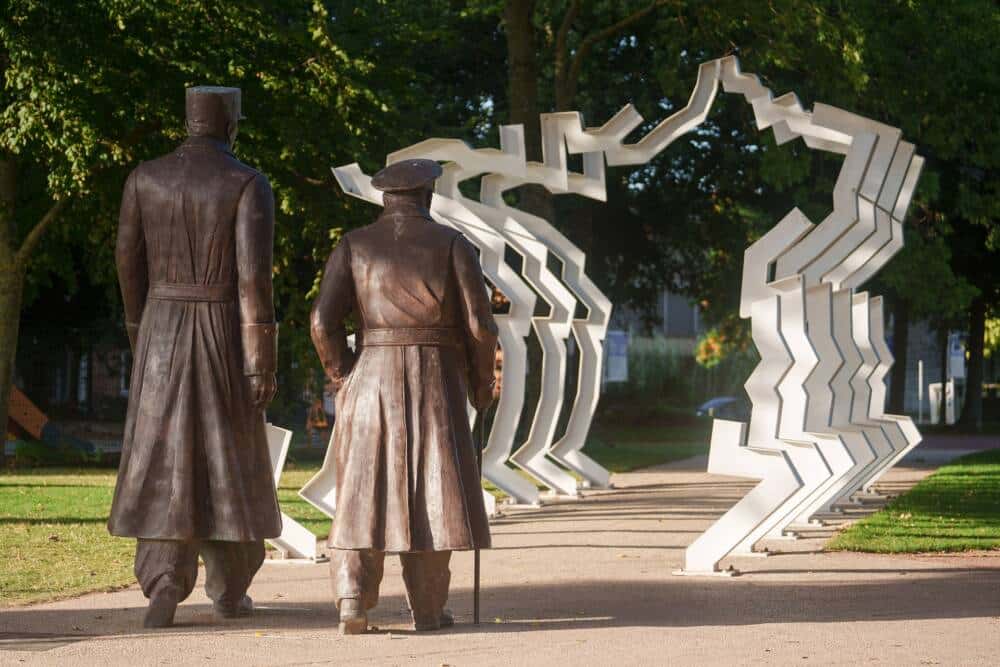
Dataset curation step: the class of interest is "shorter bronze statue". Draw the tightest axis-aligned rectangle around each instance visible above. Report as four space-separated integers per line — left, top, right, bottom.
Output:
110 86 282 628
311 159 497 634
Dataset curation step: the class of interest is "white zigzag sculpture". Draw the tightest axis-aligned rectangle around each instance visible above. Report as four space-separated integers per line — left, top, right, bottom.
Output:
264 424 319 560
675 60 923 574
260 56 921 567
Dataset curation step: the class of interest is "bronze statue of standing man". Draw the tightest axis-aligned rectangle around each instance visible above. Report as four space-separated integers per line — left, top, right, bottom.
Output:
311 159 497 634
110 87 281 628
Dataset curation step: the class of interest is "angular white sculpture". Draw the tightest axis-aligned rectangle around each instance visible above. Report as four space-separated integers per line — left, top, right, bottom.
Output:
673 58 923 574
787 283 862 524
865 297 923 478
264 424 319 561
850 293 922 492
268 55 923 571
724 214 822 558
677 419 800 576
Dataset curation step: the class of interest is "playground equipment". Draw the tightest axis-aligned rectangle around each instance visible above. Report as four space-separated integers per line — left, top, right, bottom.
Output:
5 385 96 456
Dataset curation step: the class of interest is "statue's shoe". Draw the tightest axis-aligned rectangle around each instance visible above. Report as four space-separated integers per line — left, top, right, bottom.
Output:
214 595 254 619
143 583 182 628
338 598 367 635
414 609 453 632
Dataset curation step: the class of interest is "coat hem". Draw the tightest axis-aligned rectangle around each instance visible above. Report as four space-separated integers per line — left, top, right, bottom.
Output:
107 525 282 543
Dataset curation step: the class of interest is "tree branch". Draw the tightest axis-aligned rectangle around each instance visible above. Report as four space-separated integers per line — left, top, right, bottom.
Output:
104 119 164 163
12 117 160 268
16 198 69 266
122 119 162 150
561 0 671 109
292 169 329 187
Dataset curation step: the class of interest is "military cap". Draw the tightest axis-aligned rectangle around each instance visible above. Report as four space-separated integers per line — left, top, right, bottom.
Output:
372 159 443 192
185 86 245 130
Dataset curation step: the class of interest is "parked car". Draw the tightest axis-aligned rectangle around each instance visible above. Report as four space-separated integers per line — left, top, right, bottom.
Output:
695 396 751 421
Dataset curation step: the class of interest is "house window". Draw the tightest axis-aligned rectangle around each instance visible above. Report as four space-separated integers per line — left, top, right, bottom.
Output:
77 353 90 407
52 366 64 404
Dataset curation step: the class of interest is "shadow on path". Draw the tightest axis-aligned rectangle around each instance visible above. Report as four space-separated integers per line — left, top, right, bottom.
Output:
3 568 999 643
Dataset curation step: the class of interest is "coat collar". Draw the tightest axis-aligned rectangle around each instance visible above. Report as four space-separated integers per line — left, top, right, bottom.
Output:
177 135 235 157
378 195 433 221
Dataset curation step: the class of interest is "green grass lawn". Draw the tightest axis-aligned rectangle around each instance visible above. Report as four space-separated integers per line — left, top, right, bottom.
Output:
0 469 133 606
585 423 709 472
0 464 335 606
828 448 1000 553
0 419 710 606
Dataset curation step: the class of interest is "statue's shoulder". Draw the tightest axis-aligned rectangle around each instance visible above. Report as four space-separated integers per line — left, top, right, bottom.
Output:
217 153 270 191
228 155 265 180
435 224 464 247
125 154 168 188
336 224 371 249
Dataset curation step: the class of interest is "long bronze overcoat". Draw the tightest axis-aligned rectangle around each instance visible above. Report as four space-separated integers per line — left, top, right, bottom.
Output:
311 198 497 553
109 136 282 542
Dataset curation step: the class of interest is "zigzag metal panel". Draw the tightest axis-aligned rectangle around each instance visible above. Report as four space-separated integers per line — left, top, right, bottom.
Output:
260 57 921 567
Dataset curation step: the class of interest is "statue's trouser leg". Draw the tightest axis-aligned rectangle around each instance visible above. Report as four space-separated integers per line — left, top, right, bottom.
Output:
200 540 266 607
136 539 265 606
400 551 452 626
134 539 199 602
330 549 385 611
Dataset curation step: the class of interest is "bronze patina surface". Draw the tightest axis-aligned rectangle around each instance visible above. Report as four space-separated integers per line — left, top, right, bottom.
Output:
110 86 281 627
311 158 497 631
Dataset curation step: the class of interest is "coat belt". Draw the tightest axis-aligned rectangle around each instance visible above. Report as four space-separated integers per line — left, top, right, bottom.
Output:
148 282 235 302
361 327 461 347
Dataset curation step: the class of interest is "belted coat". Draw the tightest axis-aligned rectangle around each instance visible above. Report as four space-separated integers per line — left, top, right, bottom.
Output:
311 199 497 553
109 136 282 542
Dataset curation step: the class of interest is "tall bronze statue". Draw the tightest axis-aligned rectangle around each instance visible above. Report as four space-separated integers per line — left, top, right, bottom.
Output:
311 159 497 634
110 86 281 628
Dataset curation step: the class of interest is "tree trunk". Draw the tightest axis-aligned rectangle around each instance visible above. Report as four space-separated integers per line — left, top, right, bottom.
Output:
504 0 539 155
0 263 25 446
0 154 68 458
502 0 554 222
0 155 17 459
887 298 909 414
959 295 986 432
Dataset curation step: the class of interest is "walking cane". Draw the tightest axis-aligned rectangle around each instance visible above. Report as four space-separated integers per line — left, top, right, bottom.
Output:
473 407 486 625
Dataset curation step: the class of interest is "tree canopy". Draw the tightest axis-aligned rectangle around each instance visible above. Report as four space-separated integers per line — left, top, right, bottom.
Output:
3 0 997 427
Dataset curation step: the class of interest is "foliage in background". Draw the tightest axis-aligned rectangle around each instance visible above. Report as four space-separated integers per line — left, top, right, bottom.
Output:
5 1 504 425
5 1 999 430
695 320 750 369
985 318 1000 360
604 336 756 406
492 1 997 419
493 0 871 323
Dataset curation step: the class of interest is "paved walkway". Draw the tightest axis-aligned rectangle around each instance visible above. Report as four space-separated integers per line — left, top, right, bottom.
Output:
902 433 1000 464
2 457 999 666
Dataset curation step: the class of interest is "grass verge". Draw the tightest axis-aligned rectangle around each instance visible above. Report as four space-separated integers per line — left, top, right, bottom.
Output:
828 448 1000 553
0 466 337 606
0 418 710 606
585 423 709 473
